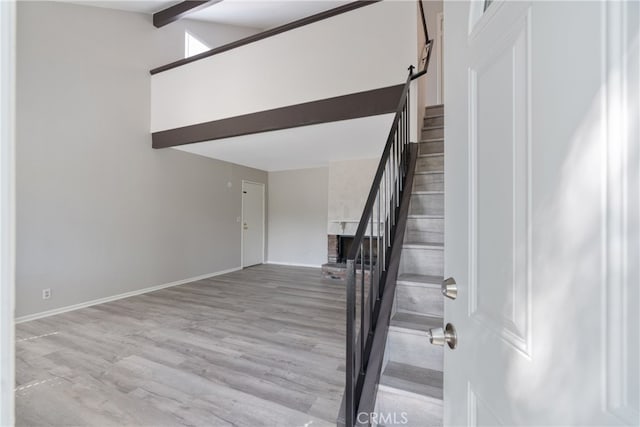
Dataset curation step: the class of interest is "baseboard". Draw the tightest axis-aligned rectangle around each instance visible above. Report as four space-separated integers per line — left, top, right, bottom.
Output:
15 266 242 324
266 261 322 269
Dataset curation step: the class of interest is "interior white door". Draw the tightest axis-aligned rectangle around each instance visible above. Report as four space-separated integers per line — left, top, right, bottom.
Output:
444 1 639 426
242 181 264 267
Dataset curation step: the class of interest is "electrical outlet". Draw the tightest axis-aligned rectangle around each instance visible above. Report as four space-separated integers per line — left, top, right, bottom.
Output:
42 288 51 300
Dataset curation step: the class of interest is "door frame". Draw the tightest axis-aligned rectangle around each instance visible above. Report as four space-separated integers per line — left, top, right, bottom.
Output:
0 0 16 424
240 180 265 268
436 11 444 105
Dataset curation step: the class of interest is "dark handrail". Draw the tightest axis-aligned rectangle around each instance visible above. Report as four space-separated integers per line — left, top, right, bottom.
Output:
346 68 414 262
411 0 433 81
346 3 432 258
418 0 429 42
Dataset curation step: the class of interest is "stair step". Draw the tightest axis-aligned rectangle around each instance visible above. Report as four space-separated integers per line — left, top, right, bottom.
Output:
400 244 444 277
380 361 443 400
385 325 442 370
413 171 444 192
412 190 443 195
422 127 444 140
397 274 443 287
376 384 443 427
390 312 442 333
416 154 444 173
409 192 443 216
424 104 444 117
402 242 443 250
414 171 443 175
421 137 444 143
419 140 444 155
423 115 444 128
395 273 444 316
405 216 444 245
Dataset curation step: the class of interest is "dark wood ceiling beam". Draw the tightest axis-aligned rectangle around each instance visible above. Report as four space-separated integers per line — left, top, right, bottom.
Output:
153 1 220 28
152 84 404 149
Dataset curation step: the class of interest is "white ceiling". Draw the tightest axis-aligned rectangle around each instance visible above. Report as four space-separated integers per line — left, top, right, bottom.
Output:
189 0 350 30
65 1 181 14
174 114 393 172
64 0 350 30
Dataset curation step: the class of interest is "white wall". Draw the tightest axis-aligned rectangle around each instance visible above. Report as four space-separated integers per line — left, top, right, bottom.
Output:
423 0 443 106
151 0 419 132
0 0 15 423
151 17 259 68
16 2 267 319
417 0 444 136
267 168 328 267
327 158 378 235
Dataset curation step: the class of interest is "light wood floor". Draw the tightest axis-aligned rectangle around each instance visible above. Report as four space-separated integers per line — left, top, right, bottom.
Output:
15 265 346 426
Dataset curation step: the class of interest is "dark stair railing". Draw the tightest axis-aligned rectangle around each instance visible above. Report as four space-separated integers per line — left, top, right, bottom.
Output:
340 2 433 426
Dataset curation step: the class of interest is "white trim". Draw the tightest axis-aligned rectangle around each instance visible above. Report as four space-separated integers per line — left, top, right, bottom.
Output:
241 180 266 268
15 267 242 324
436 11 444 105
266 261 322 269
0 0 15 424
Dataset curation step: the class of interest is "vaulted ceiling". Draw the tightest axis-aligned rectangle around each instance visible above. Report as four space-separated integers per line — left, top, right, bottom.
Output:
65 0 350 30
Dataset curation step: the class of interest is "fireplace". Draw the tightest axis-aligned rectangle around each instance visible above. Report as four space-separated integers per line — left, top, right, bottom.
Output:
323 234 378 280
330 235 379 266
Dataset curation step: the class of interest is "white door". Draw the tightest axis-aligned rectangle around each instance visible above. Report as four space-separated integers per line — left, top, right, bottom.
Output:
242 181 264 267
444 1 639 426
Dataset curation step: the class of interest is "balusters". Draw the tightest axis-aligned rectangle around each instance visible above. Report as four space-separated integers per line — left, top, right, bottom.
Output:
344 65 420 426
370 213 374 313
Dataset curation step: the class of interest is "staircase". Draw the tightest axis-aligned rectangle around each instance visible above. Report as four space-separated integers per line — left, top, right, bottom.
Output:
374 104 445 427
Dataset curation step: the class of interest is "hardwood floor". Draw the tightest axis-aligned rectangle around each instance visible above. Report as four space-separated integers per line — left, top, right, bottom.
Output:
15 265 346 426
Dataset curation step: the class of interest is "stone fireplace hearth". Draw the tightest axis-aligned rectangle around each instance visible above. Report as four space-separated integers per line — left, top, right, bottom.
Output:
322 233 378 281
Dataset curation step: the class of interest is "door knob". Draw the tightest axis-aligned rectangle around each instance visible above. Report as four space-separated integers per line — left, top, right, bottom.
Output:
428 323 457 349
441 277 458 300
243 223 248 230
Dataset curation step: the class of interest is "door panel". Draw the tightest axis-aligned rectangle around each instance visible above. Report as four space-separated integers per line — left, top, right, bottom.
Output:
444 1 639 426
242 181 264 267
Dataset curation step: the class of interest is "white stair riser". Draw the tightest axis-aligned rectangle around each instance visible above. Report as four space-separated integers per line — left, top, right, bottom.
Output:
385 329 443 371
422 127 444 140
416 155 444 172
413 173 444 192
423 115 444 128
405 217 444 244
400 247 444 277
375 387 443 427
395 283 443 317
409 194 444 216
418 141 443 155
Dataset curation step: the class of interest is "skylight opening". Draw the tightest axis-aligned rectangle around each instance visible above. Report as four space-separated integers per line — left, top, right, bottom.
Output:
184 31 210 58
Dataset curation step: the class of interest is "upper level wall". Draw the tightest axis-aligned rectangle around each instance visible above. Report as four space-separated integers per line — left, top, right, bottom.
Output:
151 1 419 132
417 0 443 137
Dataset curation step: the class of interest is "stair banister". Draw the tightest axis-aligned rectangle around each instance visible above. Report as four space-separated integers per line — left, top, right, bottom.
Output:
341 2 433 426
